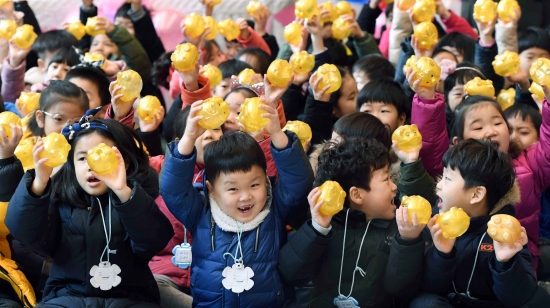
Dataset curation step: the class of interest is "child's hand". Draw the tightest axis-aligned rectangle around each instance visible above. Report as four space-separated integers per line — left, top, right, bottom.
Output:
406 67 435 99
176 62 200 91
92 146 132 202
493 226 528 263
507 67 530 92
178 100 206 156
308 187 333 228
341 15 365 39
237 18 251 40
82 0 94 8
102 59 122 77
428 214 456 254
392 140 421 164
435 0 451 20
259 96 287 148
396 207 425 240
181 19 211 51
139 106 165 133
253 5 270 36
0 124 22 159
94 16 115 34
8 40 32 68
31 137 53 196
129 0 142 10
309 71 331 102
411 35 434 59
475 17 496 46
264 73 294 107
289 20 309 53
109 81 134 121
293 72 312 86
497 5 521 28
305 14 323 37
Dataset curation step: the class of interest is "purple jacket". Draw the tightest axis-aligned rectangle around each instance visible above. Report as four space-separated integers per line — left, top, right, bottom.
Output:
1 57 26 103
413 93 550 270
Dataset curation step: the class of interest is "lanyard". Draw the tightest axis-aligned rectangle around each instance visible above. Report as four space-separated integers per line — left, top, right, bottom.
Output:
96 196 116 263
223 222 245 264
452 232 487 300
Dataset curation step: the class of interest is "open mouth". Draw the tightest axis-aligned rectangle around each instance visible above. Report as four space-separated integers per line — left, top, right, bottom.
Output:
238 205 254 213
87 175 101 186
490 140 500 148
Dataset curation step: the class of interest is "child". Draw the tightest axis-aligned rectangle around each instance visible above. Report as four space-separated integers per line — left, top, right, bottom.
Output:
224 18 272 60
504 104 541 150
160 99 313 307
356 77 409 134
212 59 253 99
518 27 550 78
278 136 425 307
235 47 271 75
352 54 395 91
65 66 111 113
410 139 537 308
5 114 173 307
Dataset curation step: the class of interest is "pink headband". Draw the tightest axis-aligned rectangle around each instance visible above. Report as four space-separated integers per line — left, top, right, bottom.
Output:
230 76 265 97
439 59 457 81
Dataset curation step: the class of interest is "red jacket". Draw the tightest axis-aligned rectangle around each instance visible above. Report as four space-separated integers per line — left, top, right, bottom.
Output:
442 10 478 40
237 26 271 56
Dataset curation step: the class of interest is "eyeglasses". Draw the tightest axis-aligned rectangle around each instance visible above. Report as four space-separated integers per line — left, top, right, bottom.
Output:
42 111 82 126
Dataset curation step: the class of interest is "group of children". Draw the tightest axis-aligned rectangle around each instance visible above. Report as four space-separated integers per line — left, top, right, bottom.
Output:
1 0 550 307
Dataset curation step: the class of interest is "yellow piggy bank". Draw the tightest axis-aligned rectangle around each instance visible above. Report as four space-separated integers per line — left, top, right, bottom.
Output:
0 111 22 142
184 13 205 39
317 64 342 93
267 59 293 87
14 137 36 172
238 68 256 86
473 0 497 23
87 143 119 176
464 77 495 98
320 2 337 23
487 214 522 243
39 132 71 168
332 17 352 40
201 64 223 87
283 120 312 148
0 19 17 40
497 0 519 23
13 25 38 50
237 97 269 132
492 51 520 77
197 97 230 130
295 0 319 20
171 43 199 72
414 21 438 50
83 52 106 69
529 82 545 102
16 92 41 117
290 51 315 75
401 195 432 224
436 207 470 239
335 1 353 16
85 17 105 37
246 1 265 19
203 16 219 41
529 58 550 87
397 0 416 10
411 56 441 88
392 124 423 152
137 96 162 124
411 0 436 23
404 55 417 75
218 19 240 41
497 88 516 111
116 70 143 103
284 21 304 47
317 181 346 216
66 21 86 40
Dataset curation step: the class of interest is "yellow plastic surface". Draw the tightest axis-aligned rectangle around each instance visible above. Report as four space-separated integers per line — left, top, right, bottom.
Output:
0 19 17 40
116 70 143 103
529 58 550 87
317 64 342 93
14 136 36 172
497 88 515 110
436 207 470 239
529 82 545 102
283 120 312 147
397 0 416 11
16 92 40 116
284 21 303 47
317 180 346 216
66 21 86 40
246 1 266 19
392 124 422 152
289 51 315 75
86 143 118 176
492 50 520 77
497 0 519 23
12 25 37 50
267 59 293 87
20 114 32 141
203 16 219 40
83 52 106 69
464 77 495 97
487 214 522 243
236 97 269 132
320 2 337 23
414 21 438 50
171 43 199 72
137 95 162 124
85 17 105 37
39 132 71 168
201 64 223 87
411 56 441 88
184 13 205 39
197 97 230 129
401 195 432 224
218 19 240 41
404 55 417 75
238 68 256 86
335 1 353 16
332 16 352 40
411 0 436 23
0 111 22 141
295 0 319 19
473 0 497 22
203 0 222 5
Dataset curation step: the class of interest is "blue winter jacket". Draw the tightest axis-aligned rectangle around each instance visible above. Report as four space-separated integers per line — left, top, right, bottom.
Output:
161 132 313 308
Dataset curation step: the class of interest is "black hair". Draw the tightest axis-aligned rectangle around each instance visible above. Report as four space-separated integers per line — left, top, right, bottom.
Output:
51 119 151 208
316 137 391 208
28 80 89 137
356 77 410 119
352 54 395 82
443 62 485 122
321 38 348 68
115 3 131 19
204 40 221 63
504 104 542 138
333 112 392 149
442 139 515 212
450 95 508 141
434 32 476 63
151 51 174 90
518 27 550 55
49 47 81 67
225 20 255 43
218 59 253 79
65 66 111 107
204 130 267 184
33 30 78 60
385 2 394 16
235 47 271 75
431 47 458 62
223 87 258 101
173 106 190 141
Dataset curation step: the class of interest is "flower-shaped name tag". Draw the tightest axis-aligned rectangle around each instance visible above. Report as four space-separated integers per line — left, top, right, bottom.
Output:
221 263 255 294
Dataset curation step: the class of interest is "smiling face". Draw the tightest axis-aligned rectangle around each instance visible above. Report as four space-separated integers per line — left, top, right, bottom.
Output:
459 103 510 152
90 34 120 58
206 165 268 223
74 133 115 196
353 165 397 221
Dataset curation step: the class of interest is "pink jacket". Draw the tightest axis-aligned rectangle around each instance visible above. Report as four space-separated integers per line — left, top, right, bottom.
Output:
441 10 478 40
1 58 26 103
237 26 271 56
